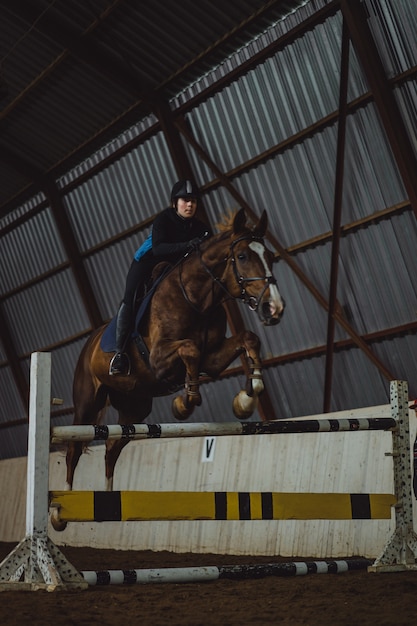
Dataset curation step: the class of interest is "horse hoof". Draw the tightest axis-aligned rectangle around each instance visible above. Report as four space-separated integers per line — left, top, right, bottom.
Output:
172 396 194 421
50 507 67 532
233 391 258 420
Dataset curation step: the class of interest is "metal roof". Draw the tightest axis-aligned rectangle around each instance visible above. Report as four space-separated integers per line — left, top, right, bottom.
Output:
0 0 306 212
1 0 417 460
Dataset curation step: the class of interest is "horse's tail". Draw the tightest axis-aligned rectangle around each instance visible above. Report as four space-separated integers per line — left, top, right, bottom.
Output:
72 325 109 426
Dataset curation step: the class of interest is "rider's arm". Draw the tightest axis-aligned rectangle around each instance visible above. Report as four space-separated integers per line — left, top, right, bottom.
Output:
152 227 190 258
152 212 209 259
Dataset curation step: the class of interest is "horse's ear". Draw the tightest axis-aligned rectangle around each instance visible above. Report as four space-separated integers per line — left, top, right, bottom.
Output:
253 210 268 238
232 208 247 234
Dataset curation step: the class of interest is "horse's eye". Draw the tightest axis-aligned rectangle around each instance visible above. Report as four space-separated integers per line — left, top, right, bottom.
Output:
237 253 247 261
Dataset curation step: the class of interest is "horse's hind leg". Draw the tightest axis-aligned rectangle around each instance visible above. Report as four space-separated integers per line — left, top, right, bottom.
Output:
104 438 131 492
104 394 153 490
65 383 108 490
51 382 108 532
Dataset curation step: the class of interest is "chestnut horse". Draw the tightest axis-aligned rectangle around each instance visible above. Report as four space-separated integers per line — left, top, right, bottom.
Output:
52 209 284 529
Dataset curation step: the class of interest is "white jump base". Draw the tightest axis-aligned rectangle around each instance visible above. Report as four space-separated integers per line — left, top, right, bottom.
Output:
1 352 417 591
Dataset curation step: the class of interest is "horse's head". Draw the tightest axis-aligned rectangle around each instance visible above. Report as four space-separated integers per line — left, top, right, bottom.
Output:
222 209 285 326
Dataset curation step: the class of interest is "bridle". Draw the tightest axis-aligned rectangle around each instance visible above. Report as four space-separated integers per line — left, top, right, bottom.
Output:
179 233 278 320
229 235 278 314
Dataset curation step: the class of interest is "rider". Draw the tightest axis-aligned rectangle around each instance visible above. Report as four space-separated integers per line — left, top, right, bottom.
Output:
109 179 212 376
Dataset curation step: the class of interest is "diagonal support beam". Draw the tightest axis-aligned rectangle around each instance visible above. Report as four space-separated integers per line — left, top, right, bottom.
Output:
175 116 396 383
340 0 417 216
42 180 103 329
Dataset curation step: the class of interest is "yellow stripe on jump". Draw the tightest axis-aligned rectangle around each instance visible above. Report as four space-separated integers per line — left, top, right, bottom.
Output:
273 493 357 520
369 493 396 519
271 493 351 520
122 491 216 520
49 490 95 522
49 491 396 522
249 492 263 519
225 492 240 520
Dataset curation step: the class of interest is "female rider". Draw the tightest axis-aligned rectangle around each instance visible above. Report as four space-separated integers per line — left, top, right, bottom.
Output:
109 179 212 376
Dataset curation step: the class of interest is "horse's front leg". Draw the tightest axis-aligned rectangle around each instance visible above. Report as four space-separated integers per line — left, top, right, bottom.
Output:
170 339 202 421
203 330 264 420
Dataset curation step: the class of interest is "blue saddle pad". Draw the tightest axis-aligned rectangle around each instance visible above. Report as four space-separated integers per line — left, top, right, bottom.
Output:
101 315 118 352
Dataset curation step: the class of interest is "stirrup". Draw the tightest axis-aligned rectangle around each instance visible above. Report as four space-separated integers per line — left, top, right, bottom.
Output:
109 352 131 376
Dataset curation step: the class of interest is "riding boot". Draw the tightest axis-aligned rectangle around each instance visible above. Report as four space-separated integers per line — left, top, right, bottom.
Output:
109 302 132 376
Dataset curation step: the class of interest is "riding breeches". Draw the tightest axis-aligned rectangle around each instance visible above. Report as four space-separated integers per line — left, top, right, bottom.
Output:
122 256 157 306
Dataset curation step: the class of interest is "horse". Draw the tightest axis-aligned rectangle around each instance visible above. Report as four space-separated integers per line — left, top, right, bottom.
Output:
51 209 284 530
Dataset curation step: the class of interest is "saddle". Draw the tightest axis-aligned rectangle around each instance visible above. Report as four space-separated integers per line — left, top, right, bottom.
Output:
100 262 172 359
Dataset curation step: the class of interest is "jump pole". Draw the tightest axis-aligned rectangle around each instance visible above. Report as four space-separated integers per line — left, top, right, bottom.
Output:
0 352 87 592
81 558 373 586
51 416 398 443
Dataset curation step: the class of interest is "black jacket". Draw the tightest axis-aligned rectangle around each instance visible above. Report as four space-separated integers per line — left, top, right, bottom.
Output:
151 207 212 262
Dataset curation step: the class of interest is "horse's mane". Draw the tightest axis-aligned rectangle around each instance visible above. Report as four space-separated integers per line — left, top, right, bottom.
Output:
215 208 238 233
214 208 257 238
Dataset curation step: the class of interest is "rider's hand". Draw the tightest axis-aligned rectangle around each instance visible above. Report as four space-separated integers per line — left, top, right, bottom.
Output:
188 237 203 250
188 232 210 250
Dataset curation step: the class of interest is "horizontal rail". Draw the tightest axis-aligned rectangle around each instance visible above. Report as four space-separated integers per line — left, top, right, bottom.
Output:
49 490 396 522
50 417 397 444
81 559 374 585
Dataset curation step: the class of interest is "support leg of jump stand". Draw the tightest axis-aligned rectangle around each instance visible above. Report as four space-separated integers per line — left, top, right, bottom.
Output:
0 534 87 592
369 380 417 572
0 352 87 592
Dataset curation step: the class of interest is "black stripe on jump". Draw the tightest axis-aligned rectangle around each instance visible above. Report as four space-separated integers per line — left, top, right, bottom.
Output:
94 491 122 522
123 570 138 584
94 425 109 440
350 494 372 519
326 561 339 573
215 492 227 519
120 424 137 439
240 418 396 435
238 492 251 520
95 570 111 585
147 424 162 438
261 492 273 519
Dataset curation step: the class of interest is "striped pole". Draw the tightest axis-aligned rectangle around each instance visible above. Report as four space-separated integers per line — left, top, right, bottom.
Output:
81 558 373 585
49 490 396 522
50 417 397 444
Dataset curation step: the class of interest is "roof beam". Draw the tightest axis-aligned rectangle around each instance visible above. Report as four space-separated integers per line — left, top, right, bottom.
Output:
323 17 350 413
0 0 134 114
340 0 417 216
42 180 104 329
0 145 103 329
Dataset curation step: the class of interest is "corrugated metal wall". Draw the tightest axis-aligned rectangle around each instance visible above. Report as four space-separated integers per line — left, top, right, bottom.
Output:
1 0 417 460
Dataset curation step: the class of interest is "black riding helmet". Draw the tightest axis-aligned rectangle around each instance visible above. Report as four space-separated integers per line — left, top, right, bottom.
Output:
171 179 199 205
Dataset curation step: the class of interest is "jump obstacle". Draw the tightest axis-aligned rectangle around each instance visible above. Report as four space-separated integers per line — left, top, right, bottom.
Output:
1 352 417 591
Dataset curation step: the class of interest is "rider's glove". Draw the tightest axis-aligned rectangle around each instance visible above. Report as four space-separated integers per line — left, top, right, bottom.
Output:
188 232 210 250
188 237 203 250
